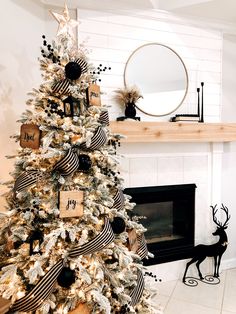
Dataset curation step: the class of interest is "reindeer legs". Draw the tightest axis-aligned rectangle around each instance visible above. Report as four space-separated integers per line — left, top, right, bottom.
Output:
213 255 218 277
183 255 206 282
214 254 223 277
183 257 198 282
196 256 206 280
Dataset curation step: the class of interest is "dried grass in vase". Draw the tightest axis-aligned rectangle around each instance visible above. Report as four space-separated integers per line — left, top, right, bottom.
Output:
113 86 143 106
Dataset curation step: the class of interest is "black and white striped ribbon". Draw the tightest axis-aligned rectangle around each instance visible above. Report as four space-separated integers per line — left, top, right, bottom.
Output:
75 58 88 74
98 110 109 126
13 170 45 193
53 148 80 176
14 148 79 193
130 269 145 307
68 217 115 258
81 127 107 150
10 259 64 313
113 189 125 210
52 79 70 95
9 218 114 313
136 234 148 260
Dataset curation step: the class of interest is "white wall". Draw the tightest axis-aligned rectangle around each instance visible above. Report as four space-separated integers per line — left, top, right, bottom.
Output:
0 0 45 208
221 34 236 265
0 1 76 209
78 9 222 122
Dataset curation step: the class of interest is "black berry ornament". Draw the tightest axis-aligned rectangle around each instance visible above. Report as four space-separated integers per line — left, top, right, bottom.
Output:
78 154 92 172
111 217 126 234
65 61 82 80
57 267 76 288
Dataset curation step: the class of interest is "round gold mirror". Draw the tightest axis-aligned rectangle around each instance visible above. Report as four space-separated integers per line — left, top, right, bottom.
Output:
124 43 188 116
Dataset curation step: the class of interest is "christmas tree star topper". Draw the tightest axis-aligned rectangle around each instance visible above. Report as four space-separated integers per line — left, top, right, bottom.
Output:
50 2 79 37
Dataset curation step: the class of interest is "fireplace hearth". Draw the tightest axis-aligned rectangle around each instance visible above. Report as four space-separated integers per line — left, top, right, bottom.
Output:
124 184 196 265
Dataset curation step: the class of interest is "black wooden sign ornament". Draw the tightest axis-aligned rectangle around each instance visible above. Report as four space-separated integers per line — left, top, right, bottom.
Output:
183 204 230 286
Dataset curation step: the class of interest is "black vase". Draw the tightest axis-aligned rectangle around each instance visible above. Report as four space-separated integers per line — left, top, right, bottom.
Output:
125 102 136 118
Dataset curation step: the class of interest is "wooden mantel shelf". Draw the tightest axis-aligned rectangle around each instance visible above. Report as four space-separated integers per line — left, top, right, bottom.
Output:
109 121 236 143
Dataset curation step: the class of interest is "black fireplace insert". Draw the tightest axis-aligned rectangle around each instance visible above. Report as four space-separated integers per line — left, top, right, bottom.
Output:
124 184 196 265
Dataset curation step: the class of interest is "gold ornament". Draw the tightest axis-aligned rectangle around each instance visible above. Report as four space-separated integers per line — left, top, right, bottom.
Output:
50 3 79 37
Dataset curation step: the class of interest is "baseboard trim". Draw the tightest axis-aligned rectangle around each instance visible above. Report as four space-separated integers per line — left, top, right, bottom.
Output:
221 258 236 270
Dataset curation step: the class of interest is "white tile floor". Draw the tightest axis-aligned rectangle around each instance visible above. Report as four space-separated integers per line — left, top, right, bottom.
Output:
154 268 236 314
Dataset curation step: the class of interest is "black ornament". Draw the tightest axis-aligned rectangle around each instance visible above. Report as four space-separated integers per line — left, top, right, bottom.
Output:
65 61 82 80
111 217 126 234
78 154 92 172
57 267 76 288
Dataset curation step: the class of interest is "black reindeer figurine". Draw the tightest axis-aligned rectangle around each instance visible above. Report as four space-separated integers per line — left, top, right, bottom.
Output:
183 204 230 283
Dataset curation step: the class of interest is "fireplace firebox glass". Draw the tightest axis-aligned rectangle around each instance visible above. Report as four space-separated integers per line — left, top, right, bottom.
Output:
124 184 196 265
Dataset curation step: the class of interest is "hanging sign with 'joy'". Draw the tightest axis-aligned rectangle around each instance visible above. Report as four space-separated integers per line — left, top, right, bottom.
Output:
59 190 84 218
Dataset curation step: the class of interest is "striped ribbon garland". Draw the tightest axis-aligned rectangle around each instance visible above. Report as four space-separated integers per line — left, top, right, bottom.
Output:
52 79 70 95
136 234 149 260
10 259 64 313
81 127 107 151
98 110 109 126
75 58 88 74
113 189 125 210
13 149 79 194
13 170 45 193
9 218 114 313
130 269 145 307
69 218 114 258
53 148 80 177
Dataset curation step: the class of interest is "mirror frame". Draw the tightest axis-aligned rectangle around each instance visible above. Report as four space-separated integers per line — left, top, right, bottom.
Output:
124 43 189 117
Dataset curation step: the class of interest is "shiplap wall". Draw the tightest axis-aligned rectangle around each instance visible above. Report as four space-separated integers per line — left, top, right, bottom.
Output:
78 9 222 122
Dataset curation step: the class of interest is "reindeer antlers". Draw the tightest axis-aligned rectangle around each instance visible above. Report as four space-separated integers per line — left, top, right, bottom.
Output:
221 204 231 227
211 204 231 228
211 204 221 227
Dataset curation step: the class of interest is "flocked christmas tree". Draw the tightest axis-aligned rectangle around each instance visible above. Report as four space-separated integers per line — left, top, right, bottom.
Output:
0 4 158 314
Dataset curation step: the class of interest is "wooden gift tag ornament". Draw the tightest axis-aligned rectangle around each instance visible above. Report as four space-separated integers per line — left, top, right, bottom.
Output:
0 296 11 314
128 229 139 253
86 84 101 106
59 191 84 218
69 303 91 314
20 124 40 149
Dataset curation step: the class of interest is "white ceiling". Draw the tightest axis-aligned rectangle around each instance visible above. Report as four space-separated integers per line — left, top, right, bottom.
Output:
41 0 236 24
